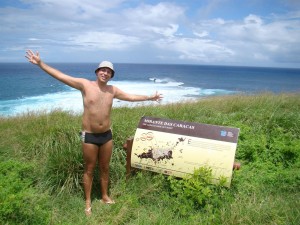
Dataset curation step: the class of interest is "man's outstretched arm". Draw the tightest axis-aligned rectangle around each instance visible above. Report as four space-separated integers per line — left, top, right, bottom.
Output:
113 86 163 102
25 50 85 90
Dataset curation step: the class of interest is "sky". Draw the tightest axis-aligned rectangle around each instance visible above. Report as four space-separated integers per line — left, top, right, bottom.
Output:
1 0 300 68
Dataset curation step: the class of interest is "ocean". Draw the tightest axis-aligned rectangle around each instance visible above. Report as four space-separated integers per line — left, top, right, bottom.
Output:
1 63 300 117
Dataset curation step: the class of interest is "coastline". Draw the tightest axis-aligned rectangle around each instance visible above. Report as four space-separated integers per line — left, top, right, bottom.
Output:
1 92 298 118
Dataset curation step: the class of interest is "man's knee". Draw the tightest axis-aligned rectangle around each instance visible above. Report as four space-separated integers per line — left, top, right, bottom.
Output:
99 164 110 174
84 165 96 175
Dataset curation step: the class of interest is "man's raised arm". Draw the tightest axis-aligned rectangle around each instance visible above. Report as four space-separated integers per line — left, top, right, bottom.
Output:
25 50 85 90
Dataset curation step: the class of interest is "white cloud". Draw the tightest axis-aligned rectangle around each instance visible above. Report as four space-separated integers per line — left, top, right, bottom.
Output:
123 2 185 24
193 31 209 38
244 14 263 25
28 38 40 41
145 24 179 37
68 31 140 50
189 11 300 65
154 37 234 63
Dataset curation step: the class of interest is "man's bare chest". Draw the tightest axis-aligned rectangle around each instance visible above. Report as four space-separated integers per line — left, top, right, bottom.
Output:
84 88 114 106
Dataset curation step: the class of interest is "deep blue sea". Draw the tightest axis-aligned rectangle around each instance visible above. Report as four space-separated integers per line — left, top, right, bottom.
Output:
1 63 300 117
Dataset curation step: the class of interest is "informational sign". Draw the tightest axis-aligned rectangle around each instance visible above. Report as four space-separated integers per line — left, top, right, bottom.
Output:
131 116 240 187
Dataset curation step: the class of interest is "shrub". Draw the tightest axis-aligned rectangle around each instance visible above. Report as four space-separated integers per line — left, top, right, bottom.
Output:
0 160 51 225
167 167 229 217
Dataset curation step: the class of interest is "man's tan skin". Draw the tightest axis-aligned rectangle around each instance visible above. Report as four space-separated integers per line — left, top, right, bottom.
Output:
25 50 163 216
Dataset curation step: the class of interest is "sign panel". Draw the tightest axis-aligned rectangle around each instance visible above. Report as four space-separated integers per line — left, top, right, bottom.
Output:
131 116 240 187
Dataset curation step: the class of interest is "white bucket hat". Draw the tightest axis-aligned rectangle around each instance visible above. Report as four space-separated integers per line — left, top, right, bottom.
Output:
95 61 115 78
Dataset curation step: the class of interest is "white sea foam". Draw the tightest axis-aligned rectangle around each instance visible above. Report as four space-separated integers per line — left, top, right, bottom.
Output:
149 77 184 86
0 79 235 117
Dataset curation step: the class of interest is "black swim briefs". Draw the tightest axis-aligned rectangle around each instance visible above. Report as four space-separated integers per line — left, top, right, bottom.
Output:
80 130 112 147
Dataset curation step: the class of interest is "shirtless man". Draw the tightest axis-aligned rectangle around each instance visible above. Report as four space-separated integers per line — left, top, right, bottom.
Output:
25 50 163 216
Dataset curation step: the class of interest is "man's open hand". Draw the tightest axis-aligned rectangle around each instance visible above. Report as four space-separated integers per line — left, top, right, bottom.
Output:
25 50 41 65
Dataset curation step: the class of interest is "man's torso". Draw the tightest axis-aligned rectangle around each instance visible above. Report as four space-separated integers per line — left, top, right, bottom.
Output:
81 81 114 133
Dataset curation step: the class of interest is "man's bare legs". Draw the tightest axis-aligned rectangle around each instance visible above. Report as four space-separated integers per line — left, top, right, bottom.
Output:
82 140 114 215
82 143 98 215
98 140 114 203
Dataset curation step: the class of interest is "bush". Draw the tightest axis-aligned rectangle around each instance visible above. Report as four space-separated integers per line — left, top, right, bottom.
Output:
167 167 229 217
0 160 51 225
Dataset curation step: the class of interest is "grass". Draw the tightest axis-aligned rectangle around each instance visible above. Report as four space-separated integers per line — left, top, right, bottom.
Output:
0 93 300 225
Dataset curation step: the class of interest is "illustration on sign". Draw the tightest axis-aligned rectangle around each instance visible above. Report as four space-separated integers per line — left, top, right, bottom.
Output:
131 117 240 187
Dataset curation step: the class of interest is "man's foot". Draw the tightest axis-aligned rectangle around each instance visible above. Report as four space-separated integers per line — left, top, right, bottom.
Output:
85 207 92 216
100 199 115 204
85 200 92 216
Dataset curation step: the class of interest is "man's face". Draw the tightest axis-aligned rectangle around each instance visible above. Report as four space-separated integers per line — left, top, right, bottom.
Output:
97 67 112 82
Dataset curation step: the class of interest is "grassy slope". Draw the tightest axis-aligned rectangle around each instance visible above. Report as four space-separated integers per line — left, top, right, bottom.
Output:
0 93 300 225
